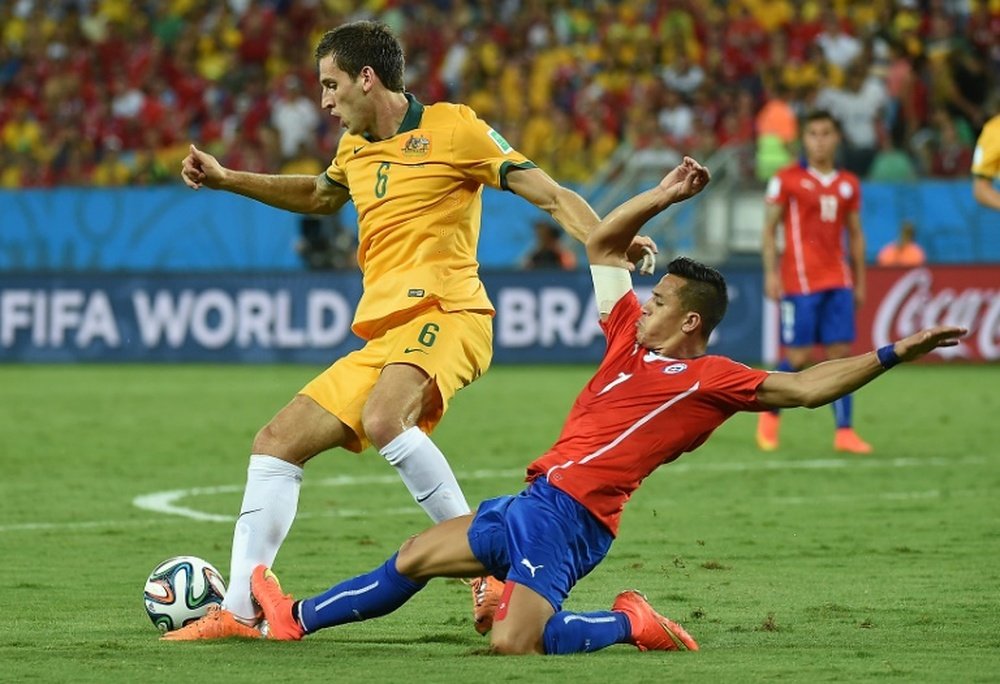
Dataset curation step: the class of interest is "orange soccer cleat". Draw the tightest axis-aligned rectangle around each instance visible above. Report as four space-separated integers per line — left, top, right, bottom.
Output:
470 575 504 636
756 412 780 451
834 428 873 454
612 590 699 652
250 565 305 641
160 605 261 641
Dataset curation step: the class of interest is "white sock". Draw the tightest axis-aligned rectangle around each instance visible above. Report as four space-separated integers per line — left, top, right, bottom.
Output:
221 454 303 622
380 427 471 523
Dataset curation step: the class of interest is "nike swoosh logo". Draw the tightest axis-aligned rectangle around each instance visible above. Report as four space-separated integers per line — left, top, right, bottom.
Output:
236 508 263 520
403 347 428 354
354 146 365 154
415 483 443 503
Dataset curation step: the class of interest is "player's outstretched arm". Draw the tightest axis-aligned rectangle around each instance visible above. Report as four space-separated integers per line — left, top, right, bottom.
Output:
505 167 599 243
506 167 659 273
180 144 349 215
755 326 967 409
586 156 710 268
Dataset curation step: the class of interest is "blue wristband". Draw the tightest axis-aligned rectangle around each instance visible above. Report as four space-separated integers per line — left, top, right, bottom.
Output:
876 344 901 370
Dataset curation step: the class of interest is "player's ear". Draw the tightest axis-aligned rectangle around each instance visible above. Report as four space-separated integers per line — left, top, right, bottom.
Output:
360 65 377 92
681 311 701 336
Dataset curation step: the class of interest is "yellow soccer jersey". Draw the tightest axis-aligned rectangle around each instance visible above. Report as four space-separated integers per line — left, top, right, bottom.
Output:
324 94 536 339
971 114 1000 180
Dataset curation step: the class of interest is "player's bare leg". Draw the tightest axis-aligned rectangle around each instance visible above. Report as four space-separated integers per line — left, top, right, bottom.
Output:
363 363 501 630
394 514 486 578
825 342 873 454
756 346 812 451
362 363 438 446
164 395 353 641
489 583 553 654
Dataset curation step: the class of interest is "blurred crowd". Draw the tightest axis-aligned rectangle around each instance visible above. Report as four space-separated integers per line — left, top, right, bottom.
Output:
1 0 997 189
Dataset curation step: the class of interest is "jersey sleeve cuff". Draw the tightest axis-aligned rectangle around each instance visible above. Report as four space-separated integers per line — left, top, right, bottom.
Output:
322 173 349 191
499 160 538 191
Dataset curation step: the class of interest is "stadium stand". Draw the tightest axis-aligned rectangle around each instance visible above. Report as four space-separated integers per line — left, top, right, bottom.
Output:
0 0 997 189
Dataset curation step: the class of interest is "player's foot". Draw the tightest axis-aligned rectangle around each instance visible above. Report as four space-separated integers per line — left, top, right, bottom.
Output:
250 565 305 641
612 590 699 652
470 575 504 635
756 412 780 451
160 605 261 641
834 428 873 454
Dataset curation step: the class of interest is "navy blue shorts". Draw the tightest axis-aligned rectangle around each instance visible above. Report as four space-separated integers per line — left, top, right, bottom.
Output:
467 477 614 612
780 288 855 347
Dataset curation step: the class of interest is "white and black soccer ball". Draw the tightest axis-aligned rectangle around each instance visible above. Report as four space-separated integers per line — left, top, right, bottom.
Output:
144 556 226 633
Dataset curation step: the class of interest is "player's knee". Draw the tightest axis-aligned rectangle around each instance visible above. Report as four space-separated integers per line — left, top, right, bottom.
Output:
252 422 281 454
396 535 418 569
394 534 427 581
490 631 541 656
361 404 403 450
251 423 307 466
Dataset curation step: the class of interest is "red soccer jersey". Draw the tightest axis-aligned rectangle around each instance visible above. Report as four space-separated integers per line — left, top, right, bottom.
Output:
526 292 769 535
766 164 861 296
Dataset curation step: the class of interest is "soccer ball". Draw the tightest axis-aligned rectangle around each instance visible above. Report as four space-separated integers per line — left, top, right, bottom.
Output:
143 556 226 633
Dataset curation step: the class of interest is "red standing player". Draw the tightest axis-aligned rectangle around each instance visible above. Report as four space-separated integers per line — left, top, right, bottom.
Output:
758 110 872 454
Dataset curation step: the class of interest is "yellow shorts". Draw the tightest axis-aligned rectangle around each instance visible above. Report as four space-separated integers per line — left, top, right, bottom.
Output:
300 305 493 452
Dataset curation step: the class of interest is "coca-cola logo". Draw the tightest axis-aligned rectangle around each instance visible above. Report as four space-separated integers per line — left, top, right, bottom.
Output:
872 269 1000 360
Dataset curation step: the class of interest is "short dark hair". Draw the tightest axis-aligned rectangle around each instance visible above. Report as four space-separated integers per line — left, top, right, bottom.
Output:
803 109 841 133
314 21 405 93
666 257 728 339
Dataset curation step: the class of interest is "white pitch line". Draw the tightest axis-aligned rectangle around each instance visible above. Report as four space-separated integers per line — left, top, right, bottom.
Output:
2 456 991 533
130 468 526 522
663 454 987 474
0 506 429 534
130 455 989 522
771 489 945 505
132 484 245 522
0 518 172 533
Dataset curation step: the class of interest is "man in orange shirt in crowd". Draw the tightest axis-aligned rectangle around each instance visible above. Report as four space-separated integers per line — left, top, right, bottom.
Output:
877 220 926 267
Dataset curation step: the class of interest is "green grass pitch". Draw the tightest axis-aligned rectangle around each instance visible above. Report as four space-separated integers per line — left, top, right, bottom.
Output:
1 363 998 682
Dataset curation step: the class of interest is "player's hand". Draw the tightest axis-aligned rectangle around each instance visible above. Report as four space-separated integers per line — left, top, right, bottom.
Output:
853 282 865 309
764 272 782 301
658 156 711 204
893 326 967 362
181 144 227 190
626 235 658 275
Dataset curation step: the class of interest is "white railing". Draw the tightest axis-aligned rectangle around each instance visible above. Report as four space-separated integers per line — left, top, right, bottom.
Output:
579 142 754 266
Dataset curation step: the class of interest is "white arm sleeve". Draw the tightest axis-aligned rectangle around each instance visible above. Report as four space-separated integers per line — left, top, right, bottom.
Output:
590 265 633 316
